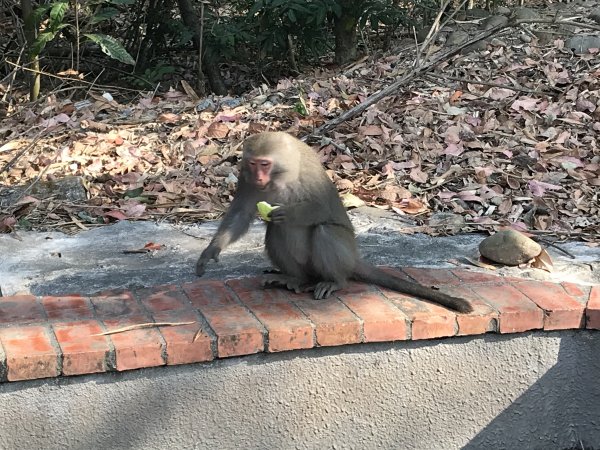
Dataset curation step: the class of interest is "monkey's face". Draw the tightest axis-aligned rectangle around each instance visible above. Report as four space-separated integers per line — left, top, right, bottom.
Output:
245 156 274 190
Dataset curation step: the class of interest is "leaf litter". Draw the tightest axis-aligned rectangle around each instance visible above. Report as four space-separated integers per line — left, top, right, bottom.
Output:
1 6 599 244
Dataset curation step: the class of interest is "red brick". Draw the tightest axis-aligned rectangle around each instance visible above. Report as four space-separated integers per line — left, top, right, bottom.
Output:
138 285 190 313
337 280 378 295
444 286 498 336
339 291 408 342
186 280 246 308
403 268 461 286
102 315 165 371
469 283 544 333
183 280 264 358
294 298 361 347
234 286 291 305
226 276 263 293
152 310 213 365
235 289 314 352
587 286 600 330
384 294 457 340
513 281 585 330
42 295 94 321
0 326 60 381
0 295 45 324
53 320 111 375
451 269 505 284
561 282 589 302
91 290 145 318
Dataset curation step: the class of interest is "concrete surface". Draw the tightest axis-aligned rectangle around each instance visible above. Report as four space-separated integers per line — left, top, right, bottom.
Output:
0 331 598 449
1 208 599 297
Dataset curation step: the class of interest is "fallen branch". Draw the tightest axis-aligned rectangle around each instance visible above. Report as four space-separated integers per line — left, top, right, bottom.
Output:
313 16 594 135
314 22 508 134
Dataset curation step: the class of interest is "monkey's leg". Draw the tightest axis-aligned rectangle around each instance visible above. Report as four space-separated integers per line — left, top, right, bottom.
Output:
263 224 311 293
306 224 358 300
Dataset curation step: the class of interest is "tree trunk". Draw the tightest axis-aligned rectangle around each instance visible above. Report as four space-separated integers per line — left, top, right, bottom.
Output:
176 0 227 95
333 0 362 66
21 0 40 101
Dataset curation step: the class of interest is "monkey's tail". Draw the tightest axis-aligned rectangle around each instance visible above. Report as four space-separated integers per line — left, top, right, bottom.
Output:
351 261 473 313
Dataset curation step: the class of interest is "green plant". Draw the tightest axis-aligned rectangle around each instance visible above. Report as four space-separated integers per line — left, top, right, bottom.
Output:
31 0 136 65
125 62 177 88
248 0 341 59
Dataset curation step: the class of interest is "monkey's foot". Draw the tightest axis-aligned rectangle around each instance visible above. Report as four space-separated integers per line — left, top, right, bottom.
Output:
262 274 304 294
308 281 342 300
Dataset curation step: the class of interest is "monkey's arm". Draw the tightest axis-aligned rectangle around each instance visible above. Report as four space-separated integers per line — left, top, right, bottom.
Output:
269 185 350 227
196 180 258 276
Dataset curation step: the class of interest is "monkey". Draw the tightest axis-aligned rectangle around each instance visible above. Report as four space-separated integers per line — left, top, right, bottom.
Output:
196 132 473 313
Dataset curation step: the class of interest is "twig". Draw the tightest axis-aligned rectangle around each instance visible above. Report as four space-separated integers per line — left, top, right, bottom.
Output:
424 73 548 95
0 130 45 176
314 16 597 135
314 20 509 135
533 237 576 259
92 321 195 336
4 60 142 93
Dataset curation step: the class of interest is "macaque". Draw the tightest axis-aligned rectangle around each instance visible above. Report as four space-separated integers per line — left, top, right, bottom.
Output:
196 132 473 313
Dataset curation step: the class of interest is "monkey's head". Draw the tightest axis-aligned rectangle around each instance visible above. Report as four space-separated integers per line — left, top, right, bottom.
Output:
241 132 301 190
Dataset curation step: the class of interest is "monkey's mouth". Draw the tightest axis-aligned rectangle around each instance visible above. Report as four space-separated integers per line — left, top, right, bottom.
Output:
256 182 270 191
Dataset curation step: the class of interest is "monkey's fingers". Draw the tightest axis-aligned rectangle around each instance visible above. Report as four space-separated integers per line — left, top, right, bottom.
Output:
312 282 341 300
195 262 206 277
268 208 286 223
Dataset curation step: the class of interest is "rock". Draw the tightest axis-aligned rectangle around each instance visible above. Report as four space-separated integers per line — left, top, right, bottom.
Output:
462 40 489 53
481 15 508 30
512 7 541 20
520 33 532 43
464 8 489 19
490 38 507 47
446 30 470 46
479 230 542 266
0 176 87 208
496 6 511 16
566 35 600 54
590 8 600 24
428 213 465 233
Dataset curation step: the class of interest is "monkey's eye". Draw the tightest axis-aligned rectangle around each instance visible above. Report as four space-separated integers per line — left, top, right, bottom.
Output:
260 162 270 167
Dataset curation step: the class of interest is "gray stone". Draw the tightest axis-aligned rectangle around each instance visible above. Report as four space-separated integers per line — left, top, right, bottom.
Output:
481 15 508 30
446 30 470 46
513 7 541 20
566 35 600 54
479 229 542 265
0 176 87 208
464 8 489 19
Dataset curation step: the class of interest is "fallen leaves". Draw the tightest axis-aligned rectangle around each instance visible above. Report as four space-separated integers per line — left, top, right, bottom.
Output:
1 4 599 242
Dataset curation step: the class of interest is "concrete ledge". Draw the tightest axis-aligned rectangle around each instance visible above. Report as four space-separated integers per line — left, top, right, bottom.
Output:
0 267 597 382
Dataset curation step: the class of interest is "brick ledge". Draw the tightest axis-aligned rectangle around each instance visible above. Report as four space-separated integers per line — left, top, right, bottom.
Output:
0 268 597 382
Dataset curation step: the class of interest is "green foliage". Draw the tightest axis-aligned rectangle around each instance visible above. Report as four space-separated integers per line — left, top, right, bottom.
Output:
248 0 339 59
30 0 135 65
83 33 135 65
359 0 412 31
125 62 176 88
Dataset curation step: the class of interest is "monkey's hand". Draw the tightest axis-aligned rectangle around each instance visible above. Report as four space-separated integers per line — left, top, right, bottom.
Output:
268 206 287 223
195 244 221 277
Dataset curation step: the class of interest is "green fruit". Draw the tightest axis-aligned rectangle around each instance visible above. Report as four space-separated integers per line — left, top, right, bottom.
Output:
257 201 280 221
